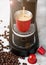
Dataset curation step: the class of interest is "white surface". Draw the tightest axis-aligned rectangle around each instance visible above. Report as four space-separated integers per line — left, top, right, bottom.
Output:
36 0 46 49
18 53 46 65
0 0 46 65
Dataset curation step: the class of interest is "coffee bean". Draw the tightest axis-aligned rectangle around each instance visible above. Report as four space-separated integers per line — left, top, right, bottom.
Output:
0 20 3 22
4 26 6 28
7 31 9 33
20 57 25 59
3 45 10 49
2 41 4 43
4 31 7 36
0 39 2 41
0 44 3 51
0 40 4 44
23 63 27 65
1 34 4 36
0 52 20 65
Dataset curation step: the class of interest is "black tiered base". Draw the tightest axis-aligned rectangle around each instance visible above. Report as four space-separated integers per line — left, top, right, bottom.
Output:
9 24 39 57
10 41 39 57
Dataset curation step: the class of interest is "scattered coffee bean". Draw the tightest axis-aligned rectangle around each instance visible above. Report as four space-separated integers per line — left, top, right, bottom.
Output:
0 39 2 41
20 57 25 59
1 34 4 36
0 20 3 24
0 40 4 44
0 44 3 51
4 26 6 28
3 45 10 49
0 20 3 22
3 30 9 41
2 41 4 43
6 31 9 35
4 31 7 36
7 31 9 33
23 63 27 65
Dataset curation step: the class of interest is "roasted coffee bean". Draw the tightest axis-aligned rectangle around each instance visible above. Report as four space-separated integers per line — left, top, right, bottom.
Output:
4 26 6 28
3 31 7 38
1 34 4 36
2 41 4 43
0 44 3 51
0 52 20 65
0 20 3 22
0 40 4 44
20 57 25 59
3 45 10 49
3 30 9 41
6 31 9 33
0 39 2 41
23 63 27 65
6 31 9 35
4 31 7 36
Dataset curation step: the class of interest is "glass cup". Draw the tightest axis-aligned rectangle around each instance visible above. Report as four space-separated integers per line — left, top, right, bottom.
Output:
14 10 33 32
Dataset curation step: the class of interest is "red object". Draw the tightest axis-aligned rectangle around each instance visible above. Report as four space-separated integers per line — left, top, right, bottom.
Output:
28 54 37 64
16 19 31 32
37 46 45 55
15 10 33 32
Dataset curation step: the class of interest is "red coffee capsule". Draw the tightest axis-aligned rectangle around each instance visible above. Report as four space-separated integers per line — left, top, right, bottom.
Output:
28 54 37 64
37 46 45 55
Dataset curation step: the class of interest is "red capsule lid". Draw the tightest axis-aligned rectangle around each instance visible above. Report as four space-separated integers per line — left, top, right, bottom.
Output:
37 46 45 55
28 54 37 64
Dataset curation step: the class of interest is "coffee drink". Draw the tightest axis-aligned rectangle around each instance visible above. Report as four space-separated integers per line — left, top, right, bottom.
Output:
15 10 32 21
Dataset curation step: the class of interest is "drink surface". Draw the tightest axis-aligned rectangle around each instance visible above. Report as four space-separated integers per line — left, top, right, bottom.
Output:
15 10 32 21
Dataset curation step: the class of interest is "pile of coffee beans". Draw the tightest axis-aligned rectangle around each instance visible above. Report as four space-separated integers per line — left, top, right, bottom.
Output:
0 52 20 65
0 52 28 65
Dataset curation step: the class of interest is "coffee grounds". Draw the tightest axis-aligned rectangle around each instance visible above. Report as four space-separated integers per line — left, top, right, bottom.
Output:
0 52 21 65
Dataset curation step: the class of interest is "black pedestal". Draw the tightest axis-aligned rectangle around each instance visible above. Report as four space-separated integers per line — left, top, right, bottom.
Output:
9 24 39 57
